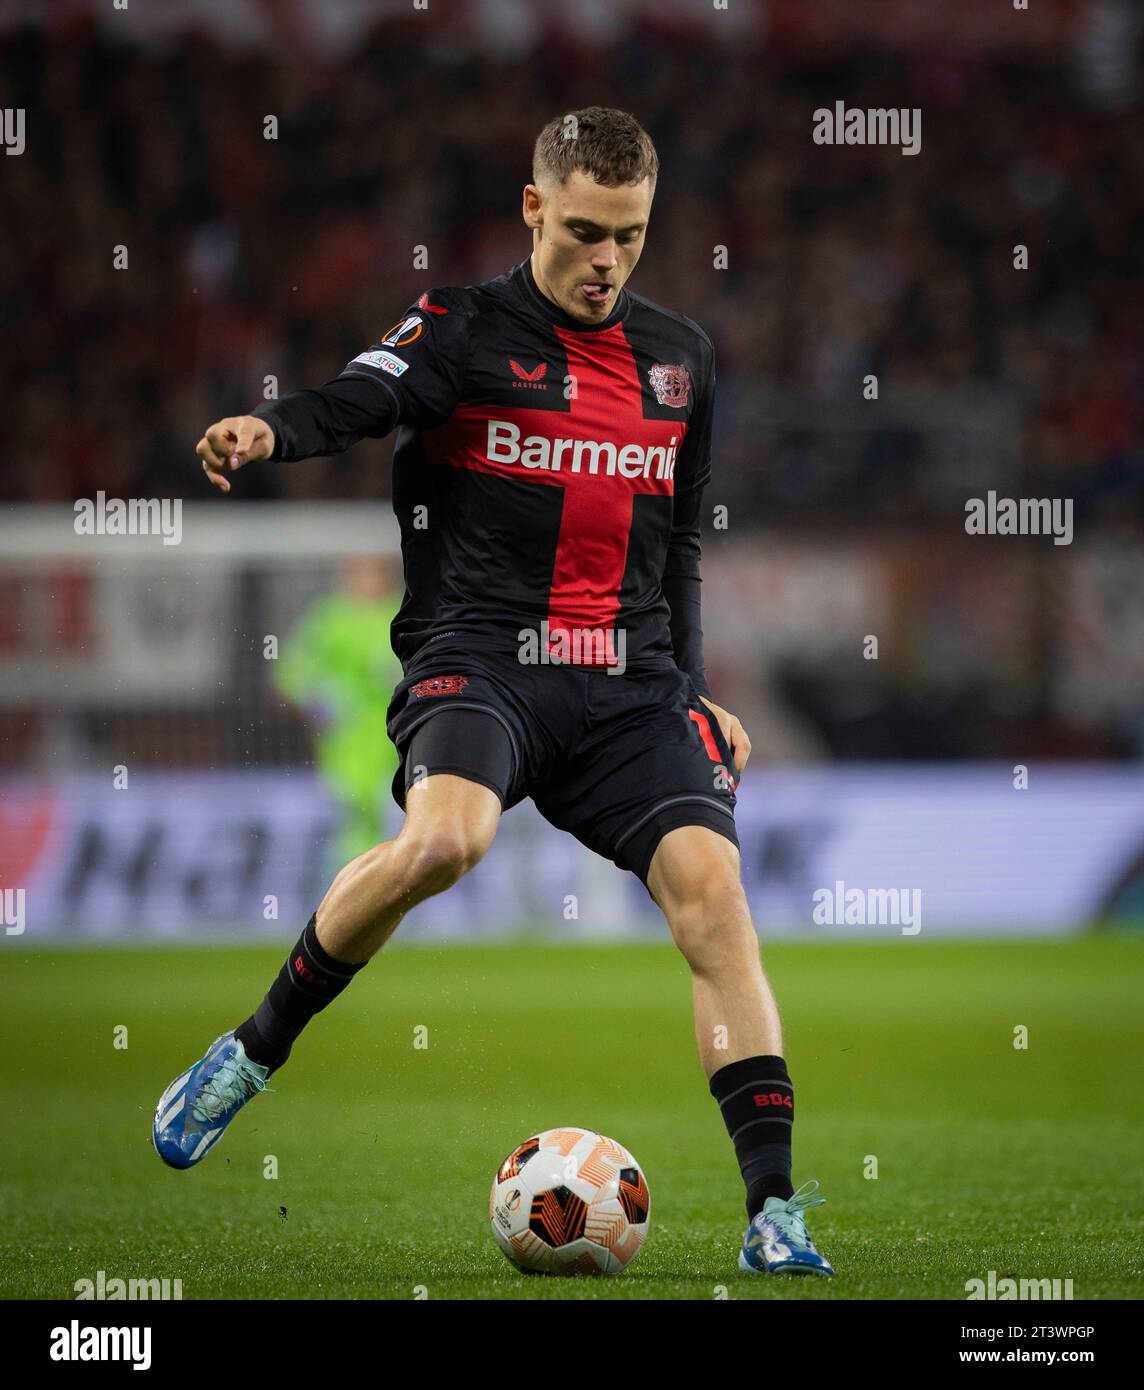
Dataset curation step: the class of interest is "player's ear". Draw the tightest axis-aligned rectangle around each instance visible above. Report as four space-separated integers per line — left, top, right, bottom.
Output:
522 183 542 229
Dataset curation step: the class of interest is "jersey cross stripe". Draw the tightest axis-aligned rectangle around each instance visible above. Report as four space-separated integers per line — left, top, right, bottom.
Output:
416 320 688 644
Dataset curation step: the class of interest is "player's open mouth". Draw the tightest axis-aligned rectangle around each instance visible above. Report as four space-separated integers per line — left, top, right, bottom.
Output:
580 282 613 305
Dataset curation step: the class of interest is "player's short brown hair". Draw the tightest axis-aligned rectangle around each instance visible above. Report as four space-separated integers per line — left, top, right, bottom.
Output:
533 107 658 192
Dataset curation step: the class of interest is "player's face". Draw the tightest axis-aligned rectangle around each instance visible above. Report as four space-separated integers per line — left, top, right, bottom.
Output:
524 170 653 324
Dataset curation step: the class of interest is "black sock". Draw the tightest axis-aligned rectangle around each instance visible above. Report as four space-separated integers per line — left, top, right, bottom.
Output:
709 1054 795 1218
234 914 366 1074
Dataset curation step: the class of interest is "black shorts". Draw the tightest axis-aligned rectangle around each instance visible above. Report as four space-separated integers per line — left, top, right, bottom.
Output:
385 642 740 888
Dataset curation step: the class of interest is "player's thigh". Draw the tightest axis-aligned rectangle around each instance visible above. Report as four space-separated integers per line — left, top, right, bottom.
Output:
397 771 503 876
537 667 740 888
646 822 742 905
395 709 513 868
386 660 534 815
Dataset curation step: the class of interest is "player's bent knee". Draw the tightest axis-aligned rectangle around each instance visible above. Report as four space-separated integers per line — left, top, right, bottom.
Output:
398 823 494 896
665 875 754 967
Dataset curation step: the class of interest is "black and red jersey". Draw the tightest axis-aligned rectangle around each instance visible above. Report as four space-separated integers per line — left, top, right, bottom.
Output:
254 257 716 696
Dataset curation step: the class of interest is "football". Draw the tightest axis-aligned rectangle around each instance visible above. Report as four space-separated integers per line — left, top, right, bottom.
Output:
490 1126 651 1275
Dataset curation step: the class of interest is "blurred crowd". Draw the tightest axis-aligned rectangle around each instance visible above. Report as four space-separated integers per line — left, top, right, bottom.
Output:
3 13 1141 522
2 9 1142 767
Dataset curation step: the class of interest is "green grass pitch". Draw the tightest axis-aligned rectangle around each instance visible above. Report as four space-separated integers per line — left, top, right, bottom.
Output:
1 937 1141 1299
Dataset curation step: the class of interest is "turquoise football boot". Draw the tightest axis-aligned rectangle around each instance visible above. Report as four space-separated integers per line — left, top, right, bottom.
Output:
739 1179 834 1277
152 1032 270 1170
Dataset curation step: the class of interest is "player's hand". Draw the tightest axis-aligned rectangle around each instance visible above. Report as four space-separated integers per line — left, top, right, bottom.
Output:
700 696 751 774
196 416 276 494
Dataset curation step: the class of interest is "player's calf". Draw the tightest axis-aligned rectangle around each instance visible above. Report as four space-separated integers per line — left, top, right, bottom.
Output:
648 824 834 1274
151 775 500 1169
235 776 500 1073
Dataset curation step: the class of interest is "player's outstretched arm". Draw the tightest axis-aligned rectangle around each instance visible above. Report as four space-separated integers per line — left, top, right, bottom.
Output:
198 286 472 488
197 416 276 494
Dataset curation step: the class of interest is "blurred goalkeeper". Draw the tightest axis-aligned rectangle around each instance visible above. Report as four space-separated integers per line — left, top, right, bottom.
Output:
274 556 404 873
155 107 832 1278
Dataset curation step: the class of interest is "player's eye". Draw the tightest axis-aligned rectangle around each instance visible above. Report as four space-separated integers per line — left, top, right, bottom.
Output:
571 230 640 247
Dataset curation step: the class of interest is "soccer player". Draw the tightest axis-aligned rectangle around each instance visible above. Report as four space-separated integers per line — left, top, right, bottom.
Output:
155 107 832 1278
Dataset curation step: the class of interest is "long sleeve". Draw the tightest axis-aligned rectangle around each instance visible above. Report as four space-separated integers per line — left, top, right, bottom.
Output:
662 486 711 700
253 374 399 461
663 336 715 700
252 287 472 461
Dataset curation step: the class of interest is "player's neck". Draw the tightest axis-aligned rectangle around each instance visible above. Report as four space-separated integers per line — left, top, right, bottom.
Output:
523 252 625 331
527 251 558 309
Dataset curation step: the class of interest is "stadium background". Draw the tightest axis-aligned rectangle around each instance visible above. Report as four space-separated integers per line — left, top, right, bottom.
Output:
1 0 1143 1308
2 0 1141 939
